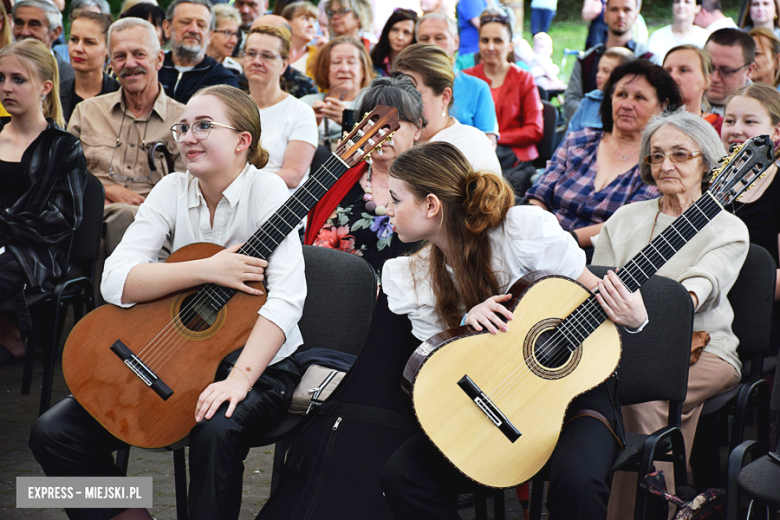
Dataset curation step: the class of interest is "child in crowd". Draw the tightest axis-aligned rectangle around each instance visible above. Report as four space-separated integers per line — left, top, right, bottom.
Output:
529 32 567 91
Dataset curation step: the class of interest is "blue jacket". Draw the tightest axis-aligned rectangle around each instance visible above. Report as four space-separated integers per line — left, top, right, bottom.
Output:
159 52 238 105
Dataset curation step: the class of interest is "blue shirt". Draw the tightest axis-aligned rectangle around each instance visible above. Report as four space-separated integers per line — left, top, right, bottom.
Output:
451 72 499 136
457 0 487 55
564 88 603 140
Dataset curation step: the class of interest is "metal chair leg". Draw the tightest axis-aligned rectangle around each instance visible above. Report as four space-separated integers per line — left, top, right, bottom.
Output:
173 447 188 520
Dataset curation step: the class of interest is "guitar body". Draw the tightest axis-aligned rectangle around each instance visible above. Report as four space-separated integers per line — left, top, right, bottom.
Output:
62 243 266 449
404 272 621 488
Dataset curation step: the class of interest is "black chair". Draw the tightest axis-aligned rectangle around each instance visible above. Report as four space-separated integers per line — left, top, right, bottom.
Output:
529 269 694 520
692 244 776 488
726 356 780 520
532 100 558 170
163 246 378 520
0 173 104 416
310 144 332 176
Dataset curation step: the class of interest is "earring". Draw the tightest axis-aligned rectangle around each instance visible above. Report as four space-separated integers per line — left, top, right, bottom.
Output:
41 93 46 111
236 147 240 152
441 109 447 117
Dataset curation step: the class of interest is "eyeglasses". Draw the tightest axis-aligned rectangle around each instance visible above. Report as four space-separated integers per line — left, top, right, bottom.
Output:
213 29 240 39
712 63 749 78
326 7 352 17
170 120 239 143
243 50 283 62
643 150 703 165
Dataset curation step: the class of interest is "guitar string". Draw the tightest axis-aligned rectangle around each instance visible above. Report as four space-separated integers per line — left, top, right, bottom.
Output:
129 155 347 375
484 197 718 409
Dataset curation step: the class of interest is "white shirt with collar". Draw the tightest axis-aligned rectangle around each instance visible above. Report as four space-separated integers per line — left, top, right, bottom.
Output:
101 163 306 365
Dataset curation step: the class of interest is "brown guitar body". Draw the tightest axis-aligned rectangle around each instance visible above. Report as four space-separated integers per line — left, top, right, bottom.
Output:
403 272 621 488
62 243 266 449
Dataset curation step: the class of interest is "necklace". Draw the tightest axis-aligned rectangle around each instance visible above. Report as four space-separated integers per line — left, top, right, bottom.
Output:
618 149 636 161
362 166 387 215
649 198 663 242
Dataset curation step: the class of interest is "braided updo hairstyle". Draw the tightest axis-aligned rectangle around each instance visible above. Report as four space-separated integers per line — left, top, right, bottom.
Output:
191 85 269 169
390 142 514 328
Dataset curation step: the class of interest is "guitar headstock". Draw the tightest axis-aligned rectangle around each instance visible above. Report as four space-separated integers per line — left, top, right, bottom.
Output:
709 135 774 205
335 106 400 168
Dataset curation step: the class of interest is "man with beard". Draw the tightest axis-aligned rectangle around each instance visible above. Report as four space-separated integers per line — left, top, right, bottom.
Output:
563 0 652 120
68 17 185 259
159 0 238 104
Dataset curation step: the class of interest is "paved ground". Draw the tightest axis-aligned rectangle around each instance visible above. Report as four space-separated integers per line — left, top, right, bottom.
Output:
0 310 525 520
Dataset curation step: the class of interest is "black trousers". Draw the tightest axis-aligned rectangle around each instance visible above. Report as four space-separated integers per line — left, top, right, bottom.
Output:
29 359 299 520
381 383 621 520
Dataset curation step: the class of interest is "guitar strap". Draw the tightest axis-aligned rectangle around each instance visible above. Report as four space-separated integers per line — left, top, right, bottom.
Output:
565 408 626 451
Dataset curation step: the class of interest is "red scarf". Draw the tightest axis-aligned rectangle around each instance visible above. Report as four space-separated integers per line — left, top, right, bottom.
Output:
304 162 369 245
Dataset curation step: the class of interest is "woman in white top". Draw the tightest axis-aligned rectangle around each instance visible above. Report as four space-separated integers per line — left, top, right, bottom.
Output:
246 25 317 189
380 141 647 520
647 0 707 65
393 43 502 177
30 85 306 520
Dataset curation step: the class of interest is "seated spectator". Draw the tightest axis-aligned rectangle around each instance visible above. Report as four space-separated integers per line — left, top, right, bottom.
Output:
663 44 723 132
281 1 321 75
324 0 373 50
61 10 119 124
119 2 167 48
749 27 780 86
704 28 755 114
646 0 707 65
249 14 319 99
245 26 317 190
464 12 543 197
52 0 111 61
0 40 87 364
527 60 680 249
601 109 745 518
394 43 502 177
301 36 372 148
721 83 780 347
740 0 780 40
305 74 424 274
694 0 738 38
370 8 417 77
159 0 238 105
453 4 518 72
529 32 567 92
207 4 242 74
12 0 75 85
565 46 633 137
68 17 185 259
564 0 651 121
415 12 499 147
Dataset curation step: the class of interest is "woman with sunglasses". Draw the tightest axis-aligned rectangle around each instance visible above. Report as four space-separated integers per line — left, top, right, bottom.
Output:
245 26 317 191
370 9 417 77
31 85 306 520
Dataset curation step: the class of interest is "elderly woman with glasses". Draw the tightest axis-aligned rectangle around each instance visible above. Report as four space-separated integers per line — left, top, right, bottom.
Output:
245 25 317 191
593 109 747 518
206 4 243 74
324 0 372 49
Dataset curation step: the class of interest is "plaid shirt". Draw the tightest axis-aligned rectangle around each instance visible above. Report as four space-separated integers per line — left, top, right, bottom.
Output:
526 128 658 231
0 118 87 289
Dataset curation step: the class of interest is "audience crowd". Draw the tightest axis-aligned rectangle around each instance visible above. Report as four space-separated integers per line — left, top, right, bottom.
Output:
1 0 778 519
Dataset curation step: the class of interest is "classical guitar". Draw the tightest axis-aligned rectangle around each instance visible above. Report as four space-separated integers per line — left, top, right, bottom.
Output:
402 135 774 488
62 106 399 449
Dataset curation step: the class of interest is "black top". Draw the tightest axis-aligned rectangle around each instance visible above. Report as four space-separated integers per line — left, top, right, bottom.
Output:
60 74 121 124
0 159 29 209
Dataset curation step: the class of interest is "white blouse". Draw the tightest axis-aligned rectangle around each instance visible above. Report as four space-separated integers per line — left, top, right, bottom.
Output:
382 206 585 341
101 164 307 364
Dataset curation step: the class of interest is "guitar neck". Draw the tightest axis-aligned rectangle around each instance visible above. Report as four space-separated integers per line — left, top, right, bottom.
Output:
558 193 724 348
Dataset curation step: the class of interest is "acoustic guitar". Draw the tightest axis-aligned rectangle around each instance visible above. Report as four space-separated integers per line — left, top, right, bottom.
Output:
62 106 399 449
402 135 774 488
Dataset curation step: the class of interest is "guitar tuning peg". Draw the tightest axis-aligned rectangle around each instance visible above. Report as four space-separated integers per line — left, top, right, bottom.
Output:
365 154 373 165
386 138 394 147
377 148 383 156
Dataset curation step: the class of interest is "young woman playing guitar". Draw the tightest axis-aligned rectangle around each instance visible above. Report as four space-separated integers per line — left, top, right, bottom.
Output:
30 85 306 520
380 142 648 520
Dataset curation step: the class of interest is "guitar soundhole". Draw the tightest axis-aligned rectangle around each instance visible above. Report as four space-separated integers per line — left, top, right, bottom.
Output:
177 293 214 332
532 329 573 369
524 318 583 380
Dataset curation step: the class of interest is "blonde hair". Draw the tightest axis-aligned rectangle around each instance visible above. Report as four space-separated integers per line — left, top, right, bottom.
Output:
728 83 780 126
192 85 269 169
0 40 64 127
390 142 514 328
393 43 456 110
663 44 713 78
281 1 318 22
247 25 291 59
213 3 241 28
324 0 372 33
0 2 11 49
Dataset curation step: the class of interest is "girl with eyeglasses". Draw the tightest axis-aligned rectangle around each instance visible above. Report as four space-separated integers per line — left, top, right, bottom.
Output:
245 26 317 191
30 85 306 520
0 40 87 364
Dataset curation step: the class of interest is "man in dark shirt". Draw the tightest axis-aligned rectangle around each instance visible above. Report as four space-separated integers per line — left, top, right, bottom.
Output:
159 0 238 104
11 0 75 86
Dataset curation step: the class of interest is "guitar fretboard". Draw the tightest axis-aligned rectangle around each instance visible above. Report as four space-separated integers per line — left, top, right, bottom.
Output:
555 192 723 350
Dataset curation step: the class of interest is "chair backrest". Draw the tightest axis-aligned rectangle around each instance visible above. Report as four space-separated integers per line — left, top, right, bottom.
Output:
727 244 776 376
533 100 558 168
70 173 105 268
589 266 694 406
310 145 332 178
296 246 377 356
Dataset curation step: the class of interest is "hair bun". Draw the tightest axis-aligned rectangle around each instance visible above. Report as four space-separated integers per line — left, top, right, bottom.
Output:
461 171 513 234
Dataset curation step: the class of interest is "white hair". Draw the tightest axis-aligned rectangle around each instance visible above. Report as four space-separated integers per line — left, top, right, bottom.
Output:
108 17 161 55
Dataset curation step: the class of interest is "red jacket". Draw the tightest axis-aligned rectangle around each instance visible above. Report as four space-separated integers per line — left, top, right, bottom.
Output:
463 63 543 162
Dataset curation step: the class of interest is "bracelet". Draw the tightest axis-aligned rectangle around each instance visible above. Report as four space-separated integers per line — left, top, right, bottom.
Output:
624 316 649 334
460 313 468 326
230 366 254 390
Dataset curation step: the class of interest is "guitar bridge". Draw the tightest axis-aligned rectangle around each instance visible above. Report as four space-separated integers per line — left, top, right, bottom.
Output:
458 375 521 442
110 340 173 400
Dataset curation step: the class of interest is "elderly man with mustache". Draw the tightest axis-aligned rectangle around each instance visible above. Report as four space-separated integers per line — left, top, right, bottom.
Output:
68 17 186 262
159 0 238 104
